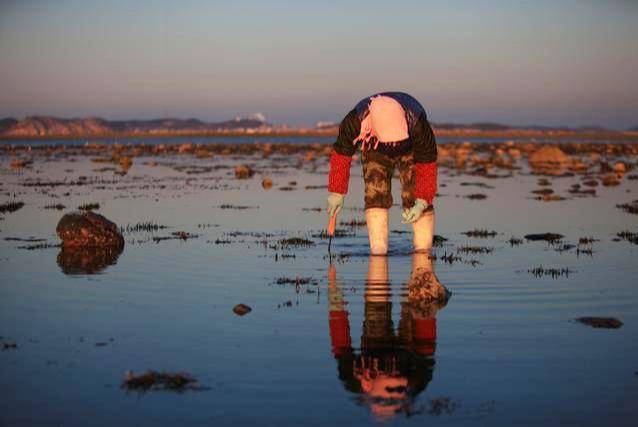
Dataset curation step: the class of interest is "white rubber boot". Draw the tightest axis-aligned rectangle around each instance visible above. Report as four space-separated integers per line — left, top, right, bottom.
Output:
413 209 435 252
365 208 389 256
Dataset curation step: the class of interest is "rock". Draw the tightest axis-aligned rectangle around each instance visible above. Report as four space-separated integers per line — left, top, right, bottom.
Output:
10 158 32 169
529 146 570 166
575 317 623 329
602 174 620 186
178 142 194 153
233 304 252 316
118 156 133 172
195 148 212 159
56 211 124 248
305 151 315 162
582 179 599 187
570 159 588 172
529 146 571 175
524 233 564 242
261 177 273 190
508 148 521 158
538 194 566 202
614 162 627 173
234 165 255 179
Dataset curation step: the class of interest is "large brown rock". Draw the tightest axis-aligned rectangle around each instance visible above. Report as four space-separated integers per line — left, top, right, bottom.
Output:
529 146 571 175
56 211 124 248
529 146 570 166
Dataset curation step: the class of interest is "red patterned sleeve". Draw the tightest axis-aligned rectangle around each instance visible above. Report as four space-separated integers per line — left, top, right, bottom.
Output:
329 310 352 358
413 317 437 356
415 162 438 205
328 150 353 194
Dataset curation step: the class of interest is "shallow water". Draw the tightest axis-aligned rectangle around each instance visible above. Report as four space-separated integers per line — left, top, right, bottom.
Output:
1 139 637 426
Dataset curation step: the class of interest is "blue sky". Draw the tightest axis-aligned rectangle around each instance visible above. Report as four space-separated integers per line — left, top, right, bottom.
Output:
1 0 637 128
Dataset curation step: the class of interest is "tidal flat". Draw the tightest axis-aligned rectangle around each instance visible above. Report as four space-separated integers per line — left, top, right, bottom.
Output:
1 137 637 426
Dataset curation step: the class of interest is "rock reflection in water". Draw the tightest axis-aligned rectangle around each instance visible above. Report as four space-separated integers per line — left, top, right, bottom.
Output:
328 254 450 420
57 245 124 275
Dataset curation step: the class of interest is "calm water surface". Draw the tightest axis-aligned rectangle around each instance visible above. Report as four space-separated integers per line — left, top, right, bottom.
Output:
1 137 637 426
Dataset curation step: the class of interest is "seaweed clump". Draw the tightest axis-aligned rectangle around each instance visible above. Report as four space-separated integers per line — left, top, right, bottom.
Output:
527 266 574 279
121 370 204 392
616 231 638 245
462 229 497 238
457 246 493 254
278 237 315 248
575 317 623 329
616 201 638 215
0 201 25 214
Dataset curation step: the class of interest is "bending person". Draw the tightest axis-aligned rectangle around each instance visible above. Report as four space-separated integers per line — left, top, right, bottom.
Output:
326 92 438 255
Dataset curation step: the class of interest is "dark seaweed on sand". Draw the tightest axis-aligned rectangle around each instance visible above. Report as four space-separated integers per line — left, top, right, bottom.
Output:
616 201 638 215
464 193 487 200
616 231 638 244
278 237 315 247
457 246 493 254
78 202 100 211
0 201 25 214
527 266 574 279
462 229 497 238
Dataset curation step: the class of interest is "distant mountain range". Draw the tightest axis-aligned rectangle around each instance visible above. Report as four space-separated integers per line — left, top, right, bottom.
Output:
0 115 635 138
0 115 272 138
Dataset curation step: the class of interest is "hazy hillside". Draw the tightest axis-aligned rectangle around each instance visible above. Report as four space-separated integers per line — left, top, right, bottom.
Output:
0 116 270 138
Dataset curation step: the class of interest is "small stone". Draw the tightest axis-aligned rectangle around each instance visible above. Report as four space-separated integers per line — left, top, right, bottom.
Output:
10 158 32 169
614 162 626 173
118 156 133 168
261 177 273 190
233 304 252 316
234 165 255 179
178 142 194 153
602 174 620 186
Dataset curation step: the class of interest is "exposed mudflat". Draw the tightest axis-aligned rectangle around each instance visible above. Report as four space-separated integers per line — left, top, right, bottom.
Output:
1 136 637 426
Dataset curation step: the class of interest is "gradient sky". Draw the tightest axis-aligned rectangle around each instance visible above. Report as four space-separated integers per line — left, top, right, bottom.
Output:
1 0 637 128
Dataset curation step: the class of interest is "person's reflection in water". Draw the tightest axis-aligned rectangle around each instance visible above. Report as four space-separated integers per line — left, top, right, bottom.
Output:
57 245 124 275
328 253 449 420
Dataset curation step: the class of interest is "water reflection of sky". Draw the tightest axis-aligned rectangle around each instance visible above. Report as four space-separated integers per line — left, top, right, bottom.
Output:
0 143 637 425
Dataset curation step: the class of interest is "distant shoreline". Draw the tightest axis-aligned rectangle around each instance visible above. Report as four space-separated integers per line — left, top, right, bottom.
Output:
2 129 638 141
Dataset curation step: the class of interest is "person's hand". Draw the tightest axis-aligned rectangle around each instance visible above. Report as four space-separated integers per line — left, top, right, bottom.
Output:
401 199 429 224
327 192 345 217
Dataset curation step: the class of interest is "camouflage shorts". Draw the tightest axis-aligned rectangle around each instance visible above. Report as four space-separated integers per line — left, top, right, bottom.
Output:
362 151 435 212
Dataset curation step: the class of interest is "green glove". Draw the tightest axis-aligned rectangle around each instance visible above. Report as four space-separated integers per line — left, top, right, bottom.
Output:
402 199 429 224
327 192 345 217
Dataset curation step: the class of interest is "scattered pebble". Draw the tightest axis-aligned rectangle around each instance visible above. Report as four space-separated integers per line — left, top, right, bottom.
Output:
261 177 273 190
233 304 252 316
234 165 255 179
